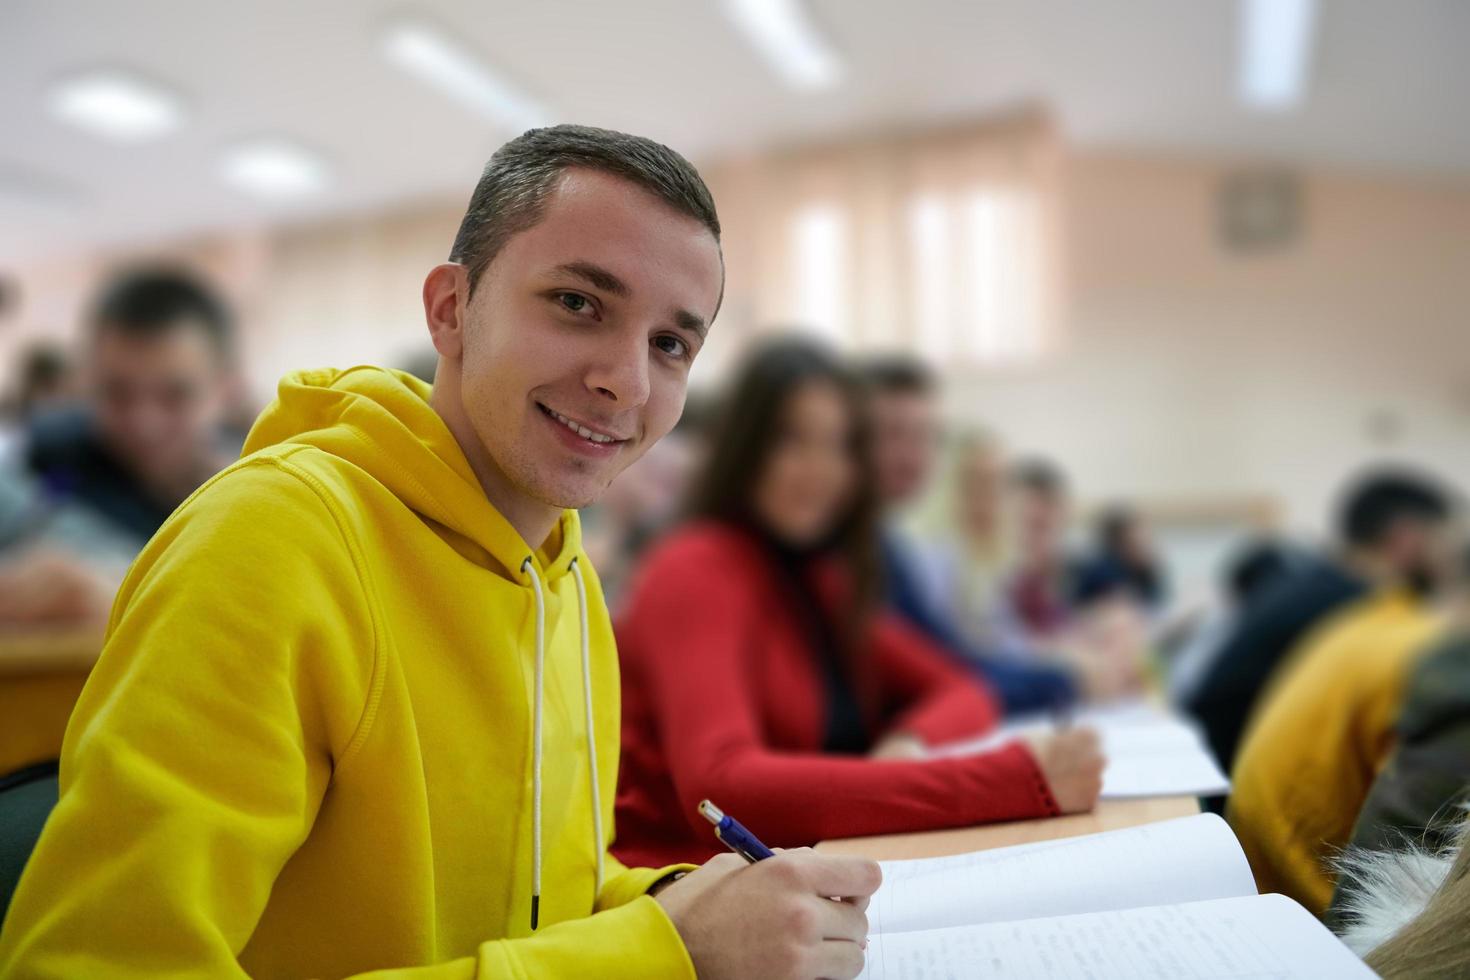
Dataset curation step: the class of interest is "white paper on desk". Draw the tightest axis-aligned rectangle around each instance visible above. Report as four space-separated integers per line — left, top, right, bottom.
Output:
868 813 1256 936
933 700 1230 798
858 894 1374 980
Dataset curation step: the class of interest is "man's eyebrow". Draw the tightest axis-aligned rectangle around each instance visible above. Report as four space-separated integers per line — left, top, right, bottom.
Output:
555 260 709 340
674 309 708 340
554 261 630 298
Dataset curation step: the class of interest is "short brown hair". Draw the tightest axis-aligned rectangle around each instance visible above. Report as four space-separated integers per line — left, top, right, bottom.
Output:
449 124 721 295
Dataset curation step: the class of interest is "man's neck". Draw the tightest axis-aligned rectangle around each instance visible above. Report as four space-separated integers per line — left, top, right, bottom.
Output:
429 384 560 551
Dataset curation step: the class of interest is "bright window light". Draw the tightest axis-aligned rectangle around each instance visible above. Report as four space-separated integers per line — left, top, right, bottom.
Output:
219 139 329 202
382 21 549 131
908 187 1045 365
909 195 952 361
1239 0 1319 110
722 0 844 91
48 70 184 143
792 203 848 345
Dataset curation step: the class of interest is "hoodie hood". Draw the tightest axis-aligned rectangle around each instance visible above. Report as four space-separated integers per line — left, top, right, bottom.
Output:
243 365 581 581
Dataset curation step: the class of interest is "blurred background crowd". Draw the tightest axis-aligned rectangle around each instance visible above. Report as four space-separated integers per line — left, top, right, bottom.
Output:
4 0 1470 951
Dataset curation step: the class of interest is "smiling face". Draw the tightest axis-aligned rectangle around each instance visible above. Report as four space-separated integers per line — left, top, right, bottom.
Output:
426 167 724 540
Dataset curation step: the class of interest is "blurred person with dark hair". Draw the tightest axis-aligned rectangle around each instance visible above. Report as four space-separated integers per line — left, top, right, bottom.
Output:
1167 536 1304 704
3 343 77 424
0 343 77 464
858 354 1110 712
1071 505 1169 612
1185 467 1456 772
1227 533 1463 915
0 126 884 980
0 268 242 625
614 337 1103 867
1005 457 1085 639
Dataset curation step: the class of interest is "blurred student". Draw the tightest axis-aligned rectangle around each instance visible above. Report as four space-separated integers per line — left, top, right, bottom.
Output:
920 429 1014 650
1185 469 1453 770
0 126 881 980
0 269 242 625
1004 458 1084 640
1166 536 1303 704
1072 505 1168 612
0 343 76 460
1326 628 1470 927
614 338 1103 867
1227 546 1452 915
859 355 1089 713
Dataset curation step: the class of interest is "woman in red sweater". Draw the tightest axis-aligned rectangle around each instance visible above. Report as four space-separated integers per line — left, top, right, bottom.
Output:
614 338 1103 867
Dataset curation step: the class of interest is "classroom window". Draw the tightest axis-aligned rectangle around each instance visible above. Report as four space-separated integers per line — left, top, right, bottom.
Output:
910 186 1045 365
790 202 849 347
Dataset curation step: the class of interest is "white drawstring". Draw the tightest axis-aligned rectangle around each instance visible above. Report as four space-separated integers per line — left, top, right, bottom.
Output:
520 557 547 931
520 555 603 930
569 557 605 896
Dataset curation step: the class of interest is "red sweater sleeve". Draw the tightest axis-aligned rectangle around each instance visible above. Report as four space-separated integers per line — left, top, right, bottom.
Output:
626 533 1059 847
871 613 1003 746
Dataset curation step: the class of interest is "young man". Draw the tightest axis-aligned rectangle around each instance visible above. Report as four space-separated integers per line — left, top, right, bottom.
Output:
0 126 880 979
0 269 242 625
860 356 1093 714
1185 469 1454 771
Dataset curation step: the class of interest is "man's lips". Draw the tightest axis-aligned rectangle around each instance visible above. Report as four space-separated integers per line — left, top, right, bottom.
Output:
537 403 631 445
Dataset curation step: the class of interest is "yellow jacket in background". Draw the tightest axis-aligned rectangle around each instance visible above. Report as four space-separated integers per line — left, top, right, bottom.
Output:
1228 588 1442 916
0 366 694 979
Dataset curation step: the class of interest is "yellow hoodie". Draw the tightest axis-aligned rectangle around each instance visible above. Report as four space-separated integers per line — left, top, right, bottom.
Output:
0 366 696 979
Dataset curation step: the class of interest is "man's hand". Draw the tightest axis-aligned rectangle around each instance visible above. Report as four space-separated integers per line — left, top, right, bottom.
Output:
0 549 119 626
869 732 926 761
654 849 882 980
1024 727 1105 814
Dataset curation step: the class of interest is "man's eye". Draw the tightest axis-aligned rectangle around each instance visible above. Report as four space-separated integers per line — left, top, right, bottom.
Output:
653 335 688 359
558 293 590 314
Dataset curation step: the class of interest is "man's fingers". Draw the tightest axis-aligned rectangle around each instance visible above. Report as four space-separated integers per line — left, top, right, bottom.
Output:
810 938 867 980
809 893 868 943
790 854 883 901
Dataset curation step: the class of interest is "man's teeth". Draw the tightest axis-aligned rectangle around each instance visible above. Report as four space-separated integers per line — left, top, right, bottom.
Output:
548 408 617 444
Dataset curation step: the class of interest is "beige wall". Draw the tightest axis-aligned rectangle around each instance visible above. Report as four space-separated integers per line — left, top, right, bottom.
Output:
5 148 1469 536
948 153 1470 536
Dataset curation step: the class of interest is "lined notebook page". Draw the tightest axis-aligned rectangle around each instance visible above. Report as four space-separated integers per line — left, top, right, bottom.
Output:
859 894 1374 980
869 814 1257 935
934 700 1230 798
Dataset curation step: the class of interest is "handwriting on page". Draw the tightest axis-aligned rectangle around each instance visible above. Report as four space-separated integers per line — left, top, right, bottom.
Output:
859 895 1374 980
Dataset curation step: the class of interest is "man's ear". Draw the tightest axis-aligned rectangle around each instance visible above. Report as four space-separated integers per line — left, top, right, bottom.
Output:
423 263 471 359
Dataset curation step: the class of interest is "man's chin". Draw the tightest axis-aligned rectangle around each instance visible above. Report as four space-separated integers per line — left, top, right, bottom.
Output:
525 472 619 513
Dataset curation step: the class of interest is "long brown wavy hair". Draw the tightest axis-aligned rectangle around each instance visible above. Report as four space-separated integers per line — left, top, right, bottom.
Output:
685 334 884 686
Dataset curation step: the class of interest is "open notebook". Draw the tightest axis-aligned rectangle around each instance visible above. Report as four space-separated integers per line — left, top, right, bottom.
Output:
859 814 1372 979
934 699 1230 798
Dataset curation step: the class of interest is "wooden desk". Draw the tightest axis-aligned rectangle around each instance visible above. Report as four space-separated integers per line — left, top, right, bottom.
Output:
0 625 105 776
816 796 1201 860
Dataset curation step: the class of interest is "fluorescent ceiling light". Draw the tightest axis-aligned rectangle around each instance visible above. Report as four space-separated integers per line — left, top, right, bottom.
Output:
1239 0 1318 111
48 70 184 143
382 21 549 131
722 0 844 91
219 139 329 201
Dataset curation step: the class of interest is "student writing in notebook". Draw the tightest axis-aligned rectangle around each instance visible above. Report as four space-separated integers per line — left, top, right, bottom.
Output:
614 337 1104 867
0 126 880 980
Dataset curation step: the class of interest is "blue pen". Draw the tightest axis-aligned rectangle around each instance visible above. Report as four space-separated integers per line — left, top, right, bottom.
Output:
699 799 776 863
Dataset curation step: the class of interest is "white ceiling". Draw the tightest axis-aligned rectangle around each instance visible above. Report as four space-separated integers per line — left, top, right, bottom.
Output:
3 0 1469 262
